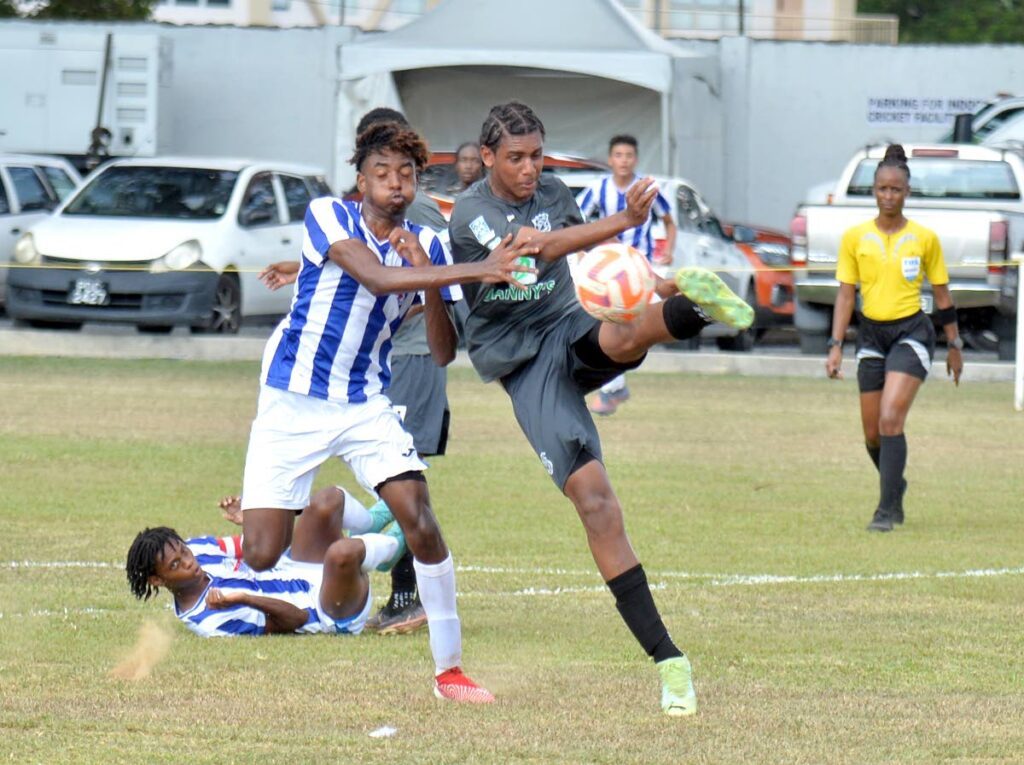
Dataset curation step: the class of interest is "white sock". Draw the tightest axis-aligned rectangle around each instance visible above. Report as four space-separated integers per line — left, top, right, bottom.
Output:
600 374 626 395
414 554 462 675
352 533 398 573
339 487 373 533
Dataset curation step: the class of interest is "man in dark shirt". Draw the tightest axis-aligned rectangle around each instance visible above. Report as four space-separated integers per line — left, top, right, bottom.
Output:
450 101 754 717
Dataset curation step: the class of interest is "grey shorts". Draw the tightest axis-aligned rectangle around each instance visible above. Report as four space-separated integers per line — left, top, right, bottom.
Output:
856 311 936 393
387 354 450 457
499 309 645 489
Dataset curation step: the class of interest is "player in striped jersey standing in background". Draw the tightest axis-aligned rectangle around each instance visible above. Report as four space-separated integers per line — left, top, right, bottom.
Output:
575 135 677 416
237 121 536 701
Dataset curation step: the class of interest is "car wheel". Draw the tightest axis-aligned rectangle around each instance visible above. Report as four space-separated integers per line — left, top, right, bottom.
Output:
799 331 828 355
961 328 999 353
137 325 174 335
191 273 241 335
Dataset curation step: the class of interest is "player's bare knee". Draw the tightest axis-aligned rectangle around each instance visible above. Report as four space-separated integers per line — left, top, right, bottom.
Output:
307 488 341 521
403 508 446 560
242 539 281 572
878 410 905 435
575 493 625 540
324 538 362 573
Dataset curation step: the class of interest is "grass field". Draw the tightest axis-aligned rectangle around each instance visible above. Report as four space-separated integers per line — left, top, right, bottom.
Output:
1 356 1022 764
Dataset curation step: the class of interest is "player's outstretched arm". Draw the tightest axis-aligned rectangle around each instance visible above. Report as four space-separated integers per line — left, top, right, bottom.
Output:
516 177 659 262
259 261 300 291
328 235 538 296
206 588 307 635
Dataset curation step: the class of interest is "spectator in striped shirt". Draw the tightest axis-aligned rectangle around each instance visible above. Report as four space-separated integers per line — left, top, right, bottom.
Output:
576 135 678 417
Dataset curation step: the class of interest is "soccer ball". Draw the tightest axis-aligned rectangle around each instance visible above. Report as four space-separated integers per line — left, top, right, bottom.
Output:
572 243 656 324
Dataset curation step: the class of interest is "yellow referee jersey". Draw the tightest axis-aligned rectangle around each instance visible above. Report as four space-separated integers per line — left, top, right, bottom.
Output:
836 219 949 321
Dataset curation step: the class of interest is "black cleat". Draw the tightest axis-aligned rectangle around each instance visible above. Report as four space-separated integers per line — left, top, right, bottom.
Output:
867 507 896 532
365 590 427 635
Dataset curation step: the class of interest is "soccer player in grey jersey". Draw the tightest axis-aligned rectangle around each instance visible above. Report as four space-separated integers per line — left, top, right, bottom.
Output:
450 101 754 717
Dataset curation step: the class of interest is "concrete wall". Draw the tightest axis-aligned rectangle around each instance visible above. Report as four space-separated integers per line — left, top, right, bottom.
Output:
694 37 1024 230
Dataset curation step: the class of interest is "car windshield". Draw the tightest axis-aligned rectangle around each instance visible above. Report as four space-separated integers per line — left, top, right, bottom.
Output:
847 158 1021 200
63 166 239 218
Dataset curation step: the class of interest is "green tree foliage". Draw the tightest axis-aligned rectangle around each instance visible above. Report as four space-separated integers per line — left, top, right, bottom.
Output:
0 0 19 18
859 1 1024 43
29 0 156 20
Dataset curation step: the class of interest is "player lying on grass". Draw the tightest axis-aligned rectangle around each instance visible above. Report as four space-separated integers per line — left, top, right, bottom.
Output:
126 486 405 637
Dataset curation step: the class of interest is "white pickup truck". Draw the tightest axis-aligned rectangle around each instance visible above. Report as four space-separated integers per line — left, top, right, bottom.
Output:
790 143 1024 359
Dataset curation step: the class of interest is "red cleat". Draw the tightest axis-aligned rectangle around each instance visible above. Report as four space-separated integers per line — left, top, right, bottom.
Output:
433 668 495 704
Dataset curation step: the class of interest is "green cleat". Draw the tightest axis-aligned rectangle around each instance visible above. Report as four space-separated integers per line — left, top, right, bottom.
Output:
377 522 407 572
366 499 394 534
674 267 754 330
658 655 697 717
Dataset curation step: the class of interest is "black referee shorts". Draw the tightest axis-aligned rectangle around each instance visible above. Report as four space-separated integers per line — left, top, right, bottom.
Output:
855 311 936 393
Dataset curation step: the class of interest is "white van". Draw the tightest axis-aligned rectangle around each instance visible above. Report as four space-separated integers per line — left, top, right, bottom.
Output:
7 157 330 332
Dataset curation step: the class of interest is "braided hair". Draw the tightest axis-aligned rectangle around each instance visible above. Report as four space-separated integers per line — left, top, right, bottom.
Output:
126 526 183 601
876 143 910 181
349 121 429 173
479 101 546 152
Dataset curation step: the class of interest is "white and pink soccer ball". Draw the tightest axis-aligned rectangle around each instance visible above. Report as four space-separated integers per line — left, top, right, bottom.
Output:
572 243 656 324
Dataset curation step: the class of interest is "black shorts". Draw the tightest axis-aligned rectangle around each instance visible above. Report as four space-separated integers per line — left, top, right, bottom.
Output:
499 309 645 489
855 311 936 393
387 354 450 457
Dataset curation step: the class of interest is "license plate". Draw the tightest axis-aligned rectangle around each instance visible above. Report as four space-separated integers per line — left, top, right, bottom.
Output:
68 278 108 306
920 294 933 314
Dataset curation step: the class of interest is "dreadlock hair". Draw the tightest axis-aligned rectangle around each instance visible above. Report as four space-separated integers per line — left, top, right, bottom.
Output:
876 143 910 181
479 101 546 153
609 134 638 153
356 107 409 135
126 526 184 601
350 121 429 173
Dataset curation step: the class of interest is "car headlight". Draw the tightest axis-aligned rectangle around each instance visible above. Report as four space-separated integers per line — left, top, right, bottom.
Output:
753 243 791 267
13 233 40 265
150 240 202 274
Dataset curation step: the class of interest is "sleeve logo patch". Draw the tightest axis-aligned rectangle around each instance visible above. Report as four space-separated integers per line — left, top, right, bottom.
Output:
469 215 496 245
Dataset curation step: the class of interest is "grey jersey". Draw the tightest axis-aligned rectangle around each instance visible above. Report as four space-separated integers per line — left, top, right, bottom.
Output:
449 175 584 382
391 191 450 356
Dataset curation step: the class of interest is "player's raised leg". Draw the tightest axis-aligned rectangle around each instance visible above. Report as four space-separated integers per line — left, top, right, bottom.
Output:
595 270 753 364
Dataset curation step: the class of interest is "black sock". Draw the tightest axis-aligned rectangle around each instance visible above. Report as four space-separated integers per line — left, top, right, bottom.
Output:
866 443 881 472
879 434 907 512
606 564 682 663
662 295 709 340
390 550 416 595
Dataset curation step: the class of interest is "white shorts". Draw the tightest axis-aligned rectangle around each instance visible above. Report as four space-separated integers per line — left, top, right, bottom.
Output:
279 555 372 635
241 385 427 511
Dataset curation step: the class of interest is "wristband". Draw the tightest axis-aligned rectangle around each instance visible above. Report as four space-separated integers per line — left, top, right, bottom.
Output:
826 337 843 349
935 304 957 326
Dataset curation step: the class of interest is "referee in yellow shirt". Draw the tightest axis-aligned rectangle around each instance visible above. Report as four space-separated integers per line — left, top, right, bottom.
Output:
825 144 964 532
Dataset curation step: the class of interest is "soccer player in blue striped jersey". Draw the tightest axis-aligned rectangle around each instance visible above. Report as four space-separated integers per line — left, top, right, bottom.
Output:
575 135 678 416
127 487 406 638
238 121 535 702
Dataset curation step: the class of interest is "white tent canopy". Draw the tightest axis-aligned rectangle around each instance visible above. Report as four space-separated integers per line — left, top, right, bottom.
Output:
335 0 710 189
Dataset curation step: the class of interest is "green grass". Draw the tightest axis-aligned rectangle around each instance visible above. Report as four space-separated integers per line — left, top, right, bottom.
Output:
1 357 1022 764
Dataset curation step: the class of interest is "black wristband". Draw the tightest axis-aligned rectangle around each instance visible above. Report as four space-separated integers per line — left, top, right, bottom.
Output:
935 305 957 326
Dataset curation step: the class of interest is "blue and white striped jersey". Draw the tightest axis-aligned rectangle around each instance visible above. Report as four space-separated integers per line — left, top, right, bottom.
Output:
176 538 325 638
575 176 671 260
260 197 462 403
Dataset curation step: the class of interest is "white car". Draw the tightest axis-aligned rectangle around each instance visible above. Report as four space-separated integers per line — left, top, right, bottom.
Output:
0 154 82 305
7 157 331 332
